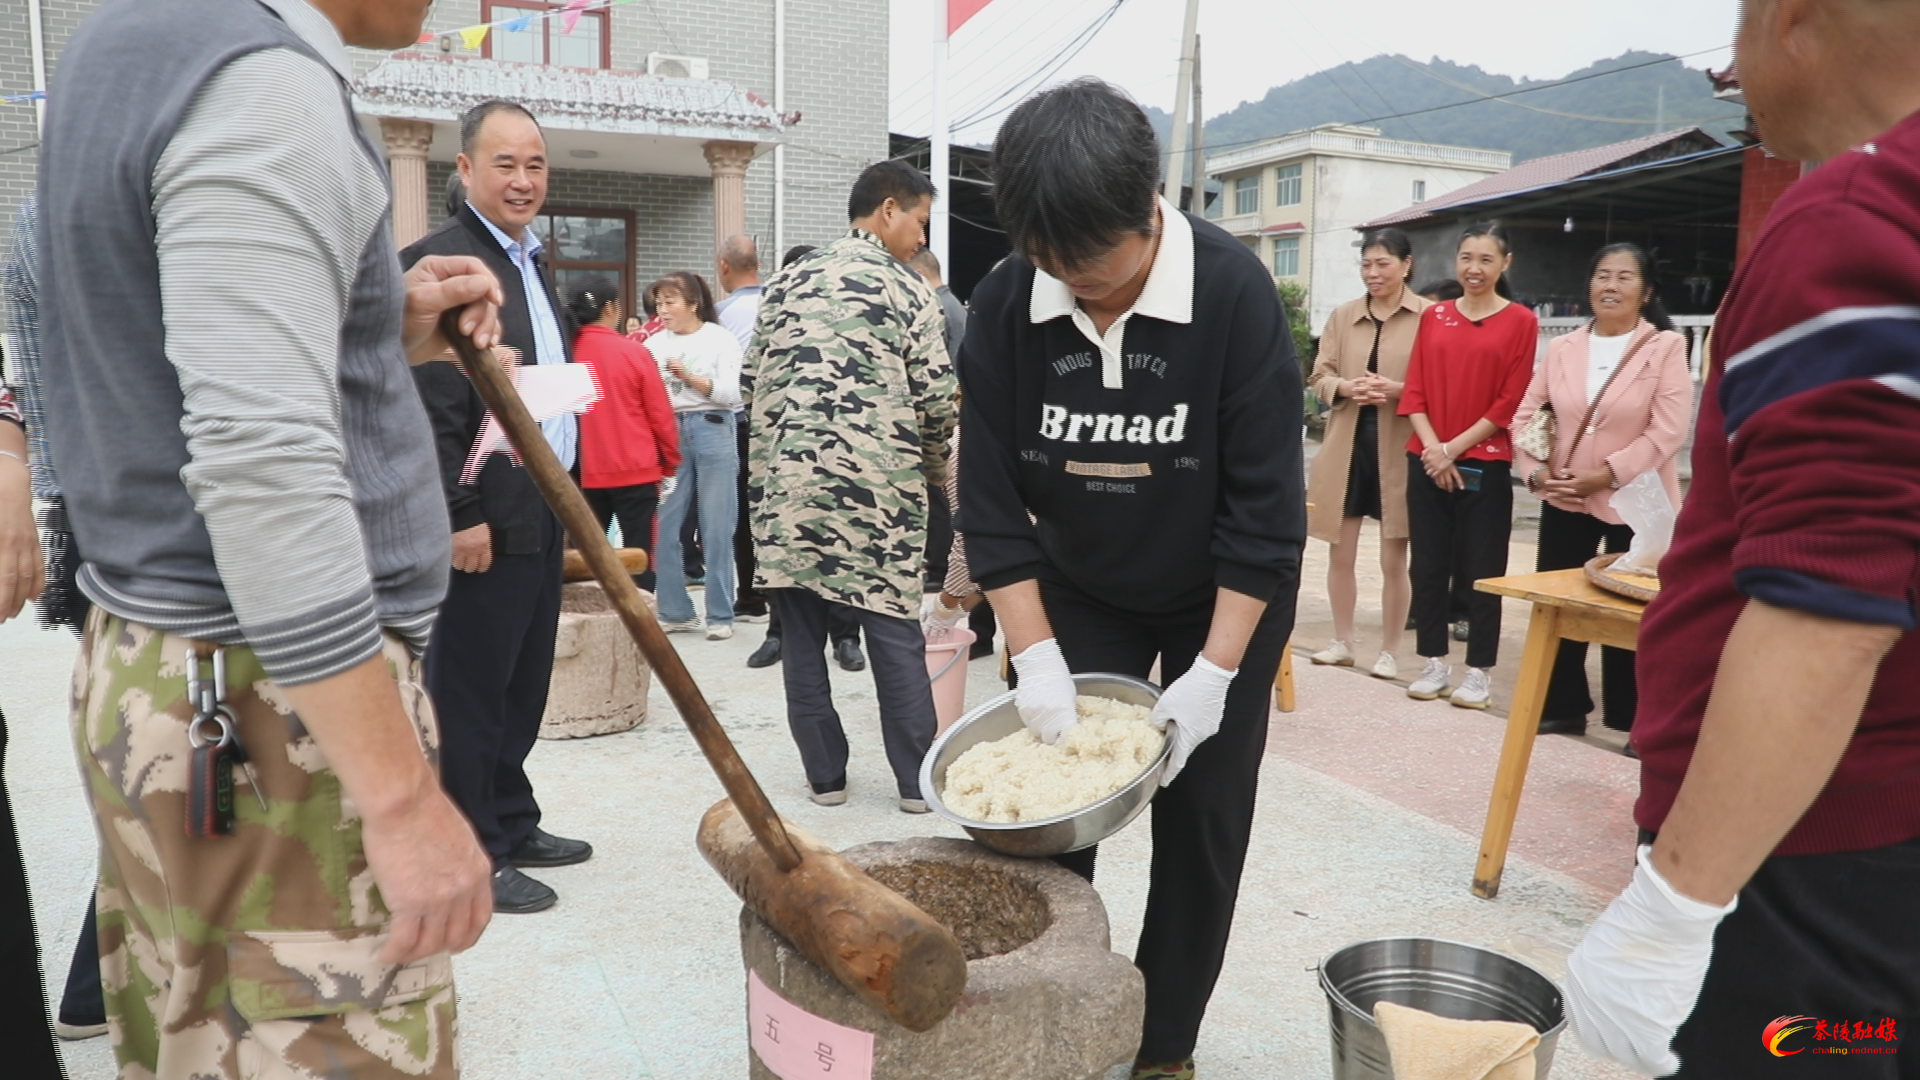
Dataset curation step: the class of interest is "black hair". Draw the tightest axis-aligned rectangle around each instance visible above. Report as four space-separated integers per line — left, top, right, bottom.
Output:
1586 242 1675 332
650 271 718 325
459 99 542 157
1416 279 1464 302
782 244 817 269
566 276 619 328
1359 227 1414 263
1359 227 1414 282
847 160 937 222
444 172 467 220
1456 221 1515 300
992 78 1161 272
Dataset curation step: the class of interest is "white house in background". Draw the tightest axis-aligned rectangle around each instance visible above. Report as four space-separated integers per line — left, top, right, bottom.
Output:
1205 123 1510 333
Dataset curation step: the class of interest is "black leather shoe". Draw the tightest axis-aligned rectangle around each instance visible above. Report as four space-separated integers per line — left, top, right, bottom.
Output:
508 827 593 868
492 866 557 914
1537 715 1588 736
834 638 866 672
747 635 782 669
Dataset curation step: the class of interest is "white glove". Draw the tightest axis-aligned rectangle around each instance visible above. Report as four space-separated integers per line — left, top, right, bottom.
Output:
1010 638 1078 745
920 594 967 641
659 476 679 500
1566 846 1737 1077
1149 655 1235 786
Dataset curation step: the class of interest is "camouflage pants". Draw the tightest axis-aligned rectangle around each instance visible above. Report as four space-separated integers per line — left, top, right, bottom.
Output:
72 613 459 1079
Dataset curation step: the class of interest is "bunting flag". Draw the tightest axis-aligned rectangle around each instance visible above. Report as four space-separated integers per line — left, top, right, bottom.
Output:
1 90 46 104
560 0 590 35
421 0 636 56
947 0 994 37
502 15 535 33
459 24 491 50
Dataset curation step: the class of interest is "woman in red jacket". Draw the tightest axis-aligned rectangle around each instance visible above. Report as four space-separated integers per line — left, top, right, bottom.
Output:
569 277 681 591
1397 222 1537 710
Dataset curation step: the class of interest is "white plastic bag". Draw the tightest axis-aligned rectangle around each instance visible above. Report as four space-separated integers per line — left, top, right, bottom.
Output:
1612 471 1675 576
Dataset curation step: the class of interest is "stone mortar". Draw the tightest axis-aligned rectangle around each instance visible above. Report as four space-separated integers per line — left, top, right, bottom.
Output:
740 837 1144 1080
539 582 653 739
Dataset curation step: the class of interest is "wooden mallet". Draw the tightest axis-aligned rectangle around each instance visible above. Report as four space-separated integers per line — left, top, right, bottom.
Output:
440 320 967 1032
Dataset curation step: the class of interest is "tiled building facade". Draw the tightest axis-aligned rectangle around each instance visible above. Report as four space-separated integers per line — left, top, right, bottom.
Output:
1 0 888 305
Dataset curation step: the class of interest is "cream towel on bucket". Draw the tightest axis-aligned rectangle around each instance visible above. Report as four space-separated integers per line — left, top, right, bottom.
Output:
1373 1000 1540 1080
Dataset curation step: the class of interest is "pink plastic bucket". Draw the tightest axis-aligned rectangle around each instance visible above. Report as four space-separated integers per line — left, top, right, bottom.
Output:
924 628 977 736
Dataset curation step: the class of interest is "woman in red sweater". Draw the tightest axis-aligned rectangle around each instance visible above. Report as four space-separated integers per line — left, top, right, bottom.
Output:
1397 223 1537 709
569 277 682 591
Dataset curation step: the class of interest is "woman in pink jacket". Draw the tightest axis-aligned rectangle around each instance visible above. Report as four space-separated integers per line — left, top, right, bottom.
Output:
1511 242 1693 738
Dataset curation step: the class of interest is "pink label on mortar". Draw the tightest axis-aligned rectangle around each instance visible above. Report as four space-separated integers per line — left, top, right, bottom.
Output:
747 970 876 1079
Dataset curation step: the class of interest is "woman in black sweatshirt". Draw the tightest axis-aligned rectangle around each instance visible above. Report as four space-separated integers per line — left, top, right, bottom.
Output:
956 78 1304 1080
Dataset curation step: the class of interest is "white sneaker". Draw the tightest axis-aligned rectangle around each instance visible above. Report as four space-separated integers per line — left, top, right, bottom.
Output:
706 623 734 640
1407 657 1451 700
735 612 771 624
1310 639 1356 666
1450 667 1493 710
659 617 703 634
1370 651 1398 680
898 797 930 814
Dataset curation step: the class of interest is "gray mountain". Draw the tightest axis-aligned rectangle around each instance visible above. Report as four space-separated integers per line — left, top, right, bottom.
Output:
1150 51 1744 165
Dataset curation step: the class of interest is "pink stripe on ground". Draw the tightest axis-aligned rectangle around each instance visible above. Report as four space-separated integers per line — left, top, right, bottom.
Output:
1268 659 1640 898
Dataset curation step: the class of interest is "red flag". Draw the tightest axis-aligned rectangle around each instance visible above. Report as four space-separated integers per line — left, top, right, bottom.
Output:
947 0 993 37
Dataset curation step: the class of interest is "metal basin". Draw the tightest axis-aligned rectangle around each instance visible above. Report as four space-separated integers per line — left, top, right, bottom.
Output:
920 674 1166 858
1319 937 1567 1080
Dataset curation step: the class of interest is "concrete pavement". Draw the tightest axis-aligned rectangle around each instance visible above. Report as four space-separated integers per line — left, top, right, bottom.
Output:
5 608 1639 1079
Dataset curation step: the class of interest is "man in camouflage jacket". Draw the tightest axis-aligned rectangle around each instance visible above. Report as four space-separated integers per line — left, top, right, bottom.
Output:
744 161 957 810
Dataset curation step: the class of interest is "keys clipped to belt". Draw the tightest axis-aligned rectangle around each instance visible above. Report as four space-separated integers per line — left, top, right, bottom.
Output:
185 648 265 839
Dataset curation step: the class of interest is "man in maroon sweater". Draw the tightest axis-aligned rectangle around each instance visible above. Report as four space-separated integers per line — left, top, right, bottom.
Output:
1567 2 1920 1075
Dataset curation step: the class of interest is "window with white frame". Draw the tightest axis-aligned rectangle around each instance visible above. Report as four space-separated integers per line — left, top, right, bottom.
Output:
1272 236 1300 277
1234 175 1259 215
1275 163 1303 206
1412 179 1427 203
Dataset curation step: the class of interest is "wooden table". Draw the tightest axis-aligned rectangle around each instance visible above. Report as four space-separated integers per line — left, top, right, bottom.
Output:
1470 568 1647 899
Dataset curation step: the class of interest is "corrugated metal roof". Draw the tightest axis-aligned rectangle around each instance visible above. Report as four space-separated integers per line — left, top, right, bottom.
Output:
1363 128 1722 229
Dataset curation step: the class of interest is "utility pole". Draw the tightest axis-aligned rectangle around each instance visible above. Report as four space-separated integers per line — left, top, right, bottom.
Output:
930 0 951 269
1187 36 1204 213
1161 0 1201 204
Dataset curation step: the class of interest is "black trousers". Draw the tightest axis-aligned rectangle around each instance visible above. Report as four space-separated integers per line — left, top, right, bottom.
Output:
771 588 934 799
734 416 766 617
425 511 564 867
0 708 64 1080
766 600 860 645
1406 455 1510 668
924 481 953 589
1669 837 1920 1078
1536 503 1638 730
59 895 100 1026
585 482 659 593
1042 572 1296 1061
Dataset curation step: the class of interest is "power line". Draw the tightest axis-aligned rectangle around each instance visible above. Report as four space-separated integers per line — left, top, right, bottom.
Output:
950 0 1130 134
1387 54 1737 126
1197 46 1733 159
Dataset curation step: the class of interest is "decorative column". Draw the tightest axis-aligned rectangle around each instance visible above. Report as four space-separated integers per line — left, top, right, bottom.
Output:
703 140 757 257
380 118 436 249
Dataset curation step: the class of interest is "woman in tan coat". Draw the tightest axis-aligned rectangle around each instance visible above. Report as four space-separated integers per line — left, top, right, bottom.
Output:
1305 228 1428 679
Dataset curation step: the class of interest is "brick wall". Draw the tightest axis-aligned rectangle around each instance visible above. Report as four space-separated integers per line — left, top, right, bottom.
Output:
0 0 100 238
1735 147 1805 268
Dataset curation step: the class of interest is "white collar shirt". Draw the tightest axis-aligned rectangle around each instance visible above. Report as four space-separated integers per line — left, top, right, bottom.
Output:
1028 194 1195 390
470 202 577 470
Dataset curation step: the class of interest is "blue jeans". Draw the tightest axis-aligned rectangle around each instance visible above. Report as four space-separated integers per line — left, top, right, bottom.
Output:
655 410 738 624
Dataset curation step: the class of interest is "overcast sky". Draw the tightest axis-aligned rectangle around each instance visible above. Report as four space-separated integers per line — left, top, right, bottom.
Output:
889 0 1742 145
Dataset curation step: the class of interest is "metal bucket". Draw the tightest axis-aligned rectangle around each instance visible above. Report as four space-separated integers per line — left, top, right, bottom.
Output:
1318 937 1567 1080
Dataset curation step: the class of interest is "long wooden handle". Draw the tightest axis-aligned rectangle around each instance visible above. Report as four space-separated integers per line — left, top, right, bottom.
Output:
442 318 802 871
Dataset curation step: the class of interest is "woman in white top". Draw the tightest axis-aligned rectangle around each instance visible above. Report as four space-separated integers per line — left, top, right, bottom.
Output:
646 270 746 638
1511 242 1693 738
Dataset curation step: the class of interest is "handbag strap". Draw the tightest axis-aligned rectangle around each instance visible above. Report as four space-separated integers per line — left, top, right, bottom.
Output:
1558 323 1654 472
